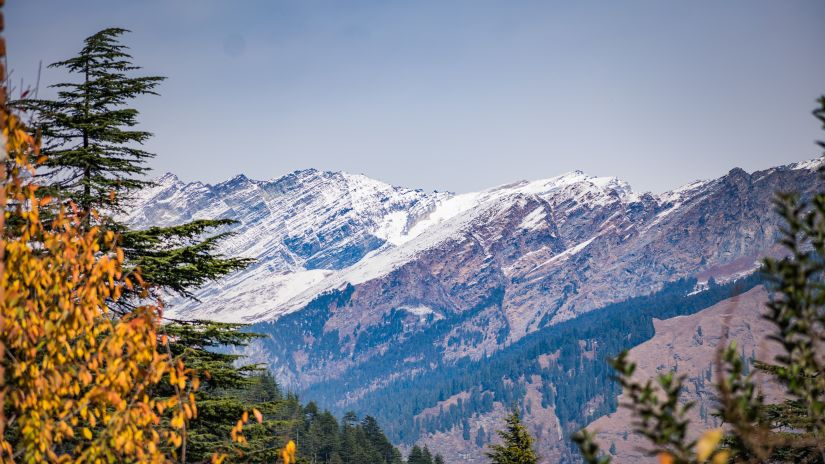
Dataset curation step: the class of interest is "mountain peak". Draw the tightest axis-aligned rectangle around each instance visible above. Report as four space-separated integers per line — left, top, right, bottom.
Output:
504 170 634 203
156 172 180 185
791 155 825 172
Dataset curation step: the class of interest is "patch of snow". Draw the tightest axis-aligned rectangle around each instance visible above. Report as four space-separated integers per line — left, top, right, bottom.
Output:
519 207 546 230
165 269 334 323
398 305 443 321
791 156 825 172
529 237 596 273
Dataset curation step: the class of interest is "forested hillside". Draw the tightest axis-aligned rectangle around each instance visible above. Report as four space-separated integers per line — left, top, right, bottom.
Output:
251 273 763 461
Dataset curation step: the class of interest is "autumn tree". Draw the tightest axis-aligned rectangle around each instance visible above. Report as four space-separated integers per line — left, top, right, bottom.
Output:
0 80 198 463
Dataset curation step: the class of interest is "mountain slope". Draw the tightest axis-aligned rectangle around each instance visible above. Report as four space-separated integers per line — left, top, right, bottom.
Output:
127 157 822 461
587 285 783 462
125 169 449 321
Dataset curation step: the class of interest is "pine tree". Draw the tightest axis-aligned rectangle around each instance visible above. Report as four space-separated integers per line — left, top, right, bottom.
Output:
408 445 425 464
16 28 163 221
120 219 252 300
476 426 486 448
362 415 398 463
12 28 258 462
422 445 434 464
485 410 538 464
14 28 251 302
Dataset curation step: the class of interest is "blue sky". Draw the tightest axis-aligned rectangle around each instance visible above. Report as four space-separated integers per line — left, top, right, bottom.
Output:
6 1 825 193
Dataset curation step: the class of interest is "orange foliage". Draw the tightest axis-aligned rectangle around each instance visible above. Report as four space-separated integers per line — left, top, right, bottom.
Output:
0 106 198 462
281 440 296 464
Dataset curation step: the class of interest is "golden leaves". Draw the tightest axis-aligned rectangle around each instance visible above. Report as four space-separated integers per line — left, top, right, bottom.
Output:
696 429 722 461
0 111 201 463
696 428 729 464
656 429 729 464
281 440 297 464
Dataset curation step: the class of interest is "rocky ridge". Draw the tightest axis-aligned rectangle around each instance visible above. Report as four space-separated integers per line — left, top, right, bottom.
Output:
126 157 822 461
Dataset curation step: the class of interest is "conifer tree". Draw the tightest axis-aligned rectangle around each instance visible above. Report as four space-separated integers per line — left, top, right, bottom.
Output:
485 410 538 464
408 445 426 464
422 445 434 464
17 28 162 220
477 426 487 448
14 28 251 302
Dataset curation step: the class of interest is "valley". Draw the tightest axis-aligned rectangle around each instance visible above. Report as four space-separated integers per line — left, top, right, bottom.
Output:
127 157 822 461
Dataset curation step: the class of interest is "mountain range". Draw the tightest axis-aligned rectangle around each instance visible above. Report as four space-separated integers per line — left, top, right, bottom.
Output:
125 157 822 462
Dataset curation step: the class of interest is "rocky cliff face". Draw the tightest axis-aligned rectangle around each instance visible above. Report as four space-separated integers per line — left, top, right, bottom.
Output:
127 157 821 461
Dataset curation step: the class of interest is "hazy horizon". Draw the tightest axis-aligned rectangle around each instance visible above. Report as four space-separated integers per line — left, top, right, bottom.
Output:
7 1 825 194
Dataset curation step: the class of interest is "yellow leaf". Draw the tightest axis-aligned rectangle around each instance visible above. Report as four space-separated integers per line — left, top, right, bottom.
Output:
711 450 730 464
82 428 92 440
282 440 297 464
696 428 723 461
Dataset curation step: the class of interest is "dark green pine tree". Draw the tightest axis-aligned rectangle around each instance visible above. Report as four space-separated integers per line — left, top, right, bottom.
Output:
485 410 538 464
434 454 446 464
15 28 251 301
120 219 253 300
18 28 162 220
407 444 436 464
362 415 400 464
408 445 426 464
158 321 276 463
421 445 434 464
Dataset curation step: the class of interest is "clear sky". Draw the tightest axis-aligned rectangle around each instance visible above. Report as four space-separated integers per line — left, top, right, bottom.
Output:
6 1 825 193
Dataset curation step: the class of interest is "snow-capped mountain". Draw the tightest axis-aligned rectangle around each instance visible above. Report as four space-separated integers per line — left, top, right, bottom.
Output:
127 157 821 461
124 168 450 321
127 167 640 322
126 158 821 328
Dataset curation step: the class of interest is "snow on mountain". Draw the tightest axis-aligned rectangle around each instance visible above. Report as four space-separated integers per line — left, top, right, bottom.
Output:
124 157 825 323
124 167 646 322
124 168 454 321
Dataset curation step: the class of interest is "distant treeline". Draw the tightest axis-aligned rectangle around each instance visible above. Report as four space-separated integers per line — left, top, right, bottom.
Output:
259 272 763 453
